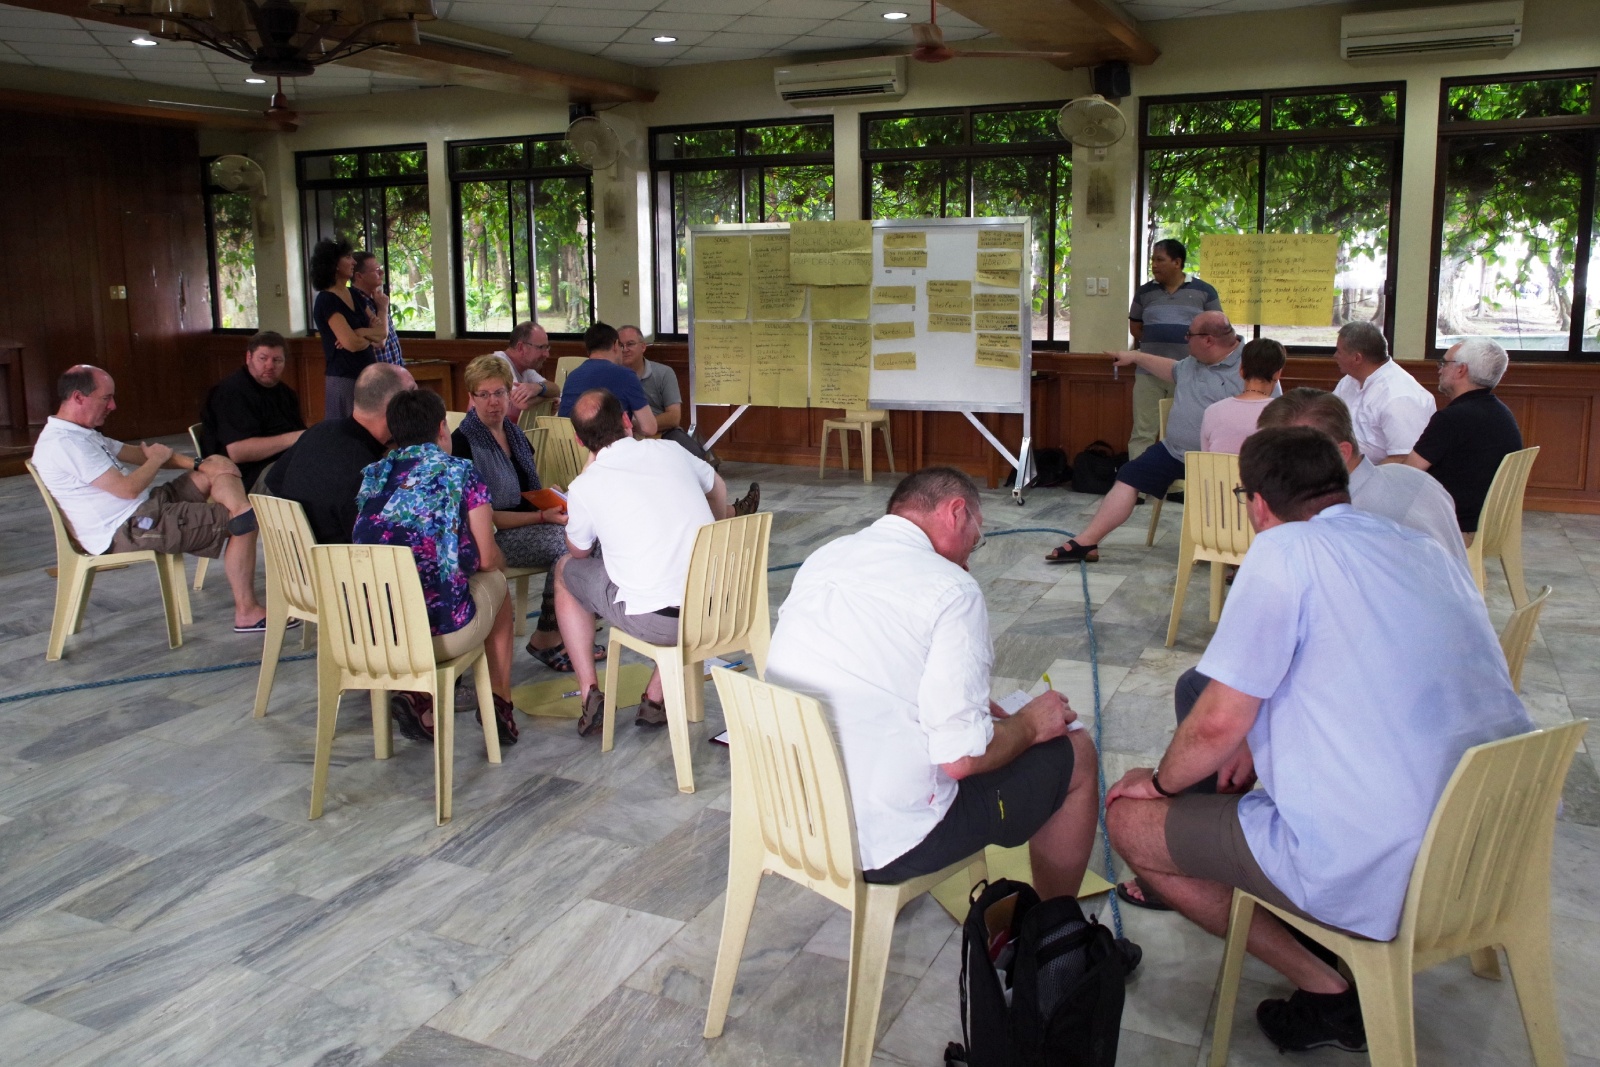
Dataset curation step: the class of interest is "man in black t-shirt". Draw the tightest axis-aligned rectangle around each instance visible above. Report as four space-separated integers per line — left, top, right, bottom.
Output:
265 363 414 543
200 332 306 491
1404 338 1523 535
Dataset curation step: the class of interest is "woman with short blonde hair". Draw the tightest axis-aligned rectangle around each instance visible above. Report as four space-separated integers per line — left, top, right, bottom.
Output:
452 353 598 672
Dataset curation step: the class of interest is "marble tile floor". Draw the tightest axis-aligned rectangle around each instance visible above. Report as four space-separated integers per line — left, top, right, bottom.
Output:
0 456 1597 1066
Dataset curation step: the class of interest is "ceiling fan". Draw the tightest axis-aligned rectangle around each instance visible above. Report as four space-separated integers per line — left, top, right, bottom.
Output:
149 78 363 132
893 0 1079 64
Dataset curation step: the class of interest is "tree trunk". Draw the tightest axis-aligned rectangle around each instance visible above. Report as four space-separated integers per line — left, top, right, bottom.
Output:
1436 252 1471 335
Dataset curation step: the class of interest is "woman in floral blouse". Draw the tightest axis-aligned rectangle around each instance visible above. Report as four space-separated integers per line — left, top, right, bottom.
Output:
353 388 519 745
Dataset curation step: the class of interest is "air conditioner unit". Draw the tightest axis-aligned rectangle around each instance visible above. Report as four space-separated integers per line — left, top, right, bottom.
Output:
774 57 906 105
1341 1 1521 63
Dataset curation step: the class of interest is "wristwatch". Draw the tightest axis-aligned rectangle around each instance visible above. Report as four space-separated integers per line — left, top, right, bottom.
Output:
1149 768 1177 797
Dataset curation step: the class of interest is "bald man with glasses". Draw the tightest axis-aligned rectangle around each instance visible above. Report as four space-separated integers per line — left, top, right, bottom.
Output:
495 321 559 420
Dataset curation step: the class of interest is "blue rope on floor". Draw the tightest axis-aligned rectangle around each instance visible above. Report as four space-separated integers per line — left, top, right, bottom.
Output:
0 652 317 706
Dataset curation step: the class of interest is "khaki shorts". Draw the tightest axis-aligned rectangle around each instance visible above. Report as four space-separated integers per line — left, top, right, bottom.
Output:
561 555 680 646
1165 793 1328 928
109 477 231 558
433 570 507 661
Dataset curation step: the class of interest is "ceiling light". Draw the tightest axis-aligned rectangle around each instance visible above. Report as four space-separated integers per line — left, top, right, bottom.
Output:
653 35 677 43
883 11 909 19
131 36 158 45
245 76 266 83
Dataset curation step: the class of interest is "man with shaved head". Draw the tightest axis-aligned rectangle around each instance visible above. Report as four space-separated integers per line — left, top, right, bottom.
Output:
1046 310 1263 563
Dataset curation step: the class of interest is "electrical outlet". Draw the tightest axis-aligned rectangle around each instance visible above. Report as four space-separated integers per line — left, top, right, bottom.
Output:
109 285 127 300
275 284 284 297
622 279 630 296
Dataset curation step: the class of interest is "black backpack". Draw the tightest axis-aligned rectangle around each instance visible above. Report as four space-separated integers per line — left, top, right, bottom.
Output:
1069 442 1121 495
946 879 1126 1067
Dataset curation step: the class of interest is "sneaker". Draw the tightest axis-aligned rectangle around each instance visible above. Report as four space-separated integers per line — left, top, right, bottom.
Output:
1256 987 1366 1053
732 482 761 516
576 688 606 737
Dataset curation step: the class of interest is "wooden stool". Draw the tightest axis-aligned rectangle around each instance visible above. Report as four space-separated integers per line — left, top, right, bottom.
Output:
819 409 895 484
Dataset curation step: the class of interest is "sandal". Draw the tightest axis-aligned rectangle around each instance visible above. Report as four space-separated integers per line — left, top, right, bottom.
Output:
1115 877 1171 912
390 692 433 743
476 695 519 745
635 694 668 728
1044 540 1099 564
577 688 606 737
525 641 608 673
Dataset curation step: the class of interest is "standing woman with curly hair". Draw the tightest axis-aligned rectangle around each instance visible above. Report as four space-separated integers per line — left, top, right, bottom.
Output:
309 237 374 419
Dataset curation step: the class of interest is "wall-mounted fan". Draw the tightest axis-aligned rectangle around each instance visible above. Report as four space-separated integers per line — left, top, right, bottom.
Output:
1057 95 1128 149
891 0 1078 64
567 115 620 171
208 154 277 243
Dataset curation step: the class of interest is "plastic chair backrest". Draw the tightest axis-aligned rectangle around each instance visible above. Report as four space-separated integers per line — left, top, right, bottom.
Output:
446 411 467 432
310 544 438 682
1474 446 1539 556
1499 584 1552 691
680 513 771 660
712 667 859 891
554 356 585 390
1183 451 1253 558
250 494 320 619
26 460 89 558
1402 718 1586 961
188 422 205 458
1157 397 1173 441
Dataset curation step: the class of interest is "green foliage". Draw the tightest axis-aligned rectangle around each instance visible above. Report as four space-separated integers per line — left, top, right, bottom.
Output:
210 192 257 329
456 142 525 173
1447 78 1592 122
1144 146 1259 274
1273 91 1397 130
972 108 1062 144
866 113 963 151
871 159 967 218
762 166 834 220
458 169 593 336
744 122 832 155
1146 99 1260 137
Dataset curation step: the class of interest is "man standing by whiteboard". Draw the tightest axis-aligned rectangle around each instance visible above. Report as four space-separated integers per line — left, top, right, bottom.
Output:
1128 239 1223 464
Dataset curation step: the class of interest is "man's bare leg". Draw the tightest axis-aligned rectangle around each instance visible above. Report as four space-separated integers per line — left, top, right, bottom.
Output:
1028 729 1099 900
553 556 601 699
1071 481 1141 549
191 469 265 626
1107 796 1346 994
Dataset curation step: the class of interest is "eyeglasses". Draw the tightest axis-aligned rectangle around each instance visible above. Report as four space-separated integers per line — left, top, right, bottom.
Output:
471 388 510 401
1232 485 1252 503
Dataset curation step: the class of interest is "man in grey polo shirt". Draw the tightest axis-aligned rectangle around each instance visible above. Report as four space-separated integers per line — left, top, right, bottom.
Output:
1128 239 1223 460
1046 311 1255 563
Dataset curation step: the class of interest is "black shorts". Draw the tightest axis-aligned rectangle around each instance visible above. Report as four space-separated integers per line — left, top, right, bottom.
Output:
864 736 1075 884
1115 442 1187 498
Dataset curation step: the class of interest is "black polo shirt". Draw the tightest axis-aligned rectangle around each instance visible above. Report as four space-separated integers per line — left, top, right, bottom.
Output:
200 367 305 491
1412 388 1523 533
264 417 386 544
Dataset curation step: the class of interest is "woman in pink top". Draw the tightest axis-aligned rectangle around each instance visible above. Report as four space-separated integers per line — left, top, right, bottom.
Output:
1201 338 1286 453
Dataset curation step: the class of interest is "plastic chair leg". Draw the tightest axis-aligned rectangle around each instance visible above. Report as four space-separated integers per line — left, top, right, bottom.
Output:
818 427 830 478
879 424 896 474
1345 941 1417 1067
1502 533 1530 609
169 556 193 626
600 632 625 754
1146 496 1164 546
703 843 765 1038
154 555 183 651
254 589 289 718
45 562 84 661
684 658 706 724
1470 946 1503 980
1208 560 1226 623
308 671 342 820
193 555 209 592
659 657 695 793
71 567 95 635
1502 921 1566 1066
861 422 873 484
474 653 500 764
1208 890 1254 1067
370 689 392 760
1166 542 1197 648
841 884 899 1067
434 674 455 826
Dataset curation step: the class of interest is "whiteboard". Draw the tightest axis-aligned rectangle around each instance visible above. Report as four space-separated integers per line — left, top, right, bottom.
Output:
685 217 1033 415
867 217 1032 414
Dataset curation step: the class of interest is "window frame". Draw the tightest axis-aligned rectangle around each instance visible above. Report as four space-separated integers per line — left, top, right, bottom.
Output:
859 100 1074 349
649 116 835 338
201 155 259 335
446 133 597 341
1427 68 1600 362
1138 81 1406 352
295 142 432 338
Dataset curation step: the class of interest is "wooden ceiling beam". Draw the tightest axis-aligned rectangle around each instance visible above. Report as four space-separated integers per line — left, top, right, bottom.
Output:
0 85 276 130
939 0 1159 69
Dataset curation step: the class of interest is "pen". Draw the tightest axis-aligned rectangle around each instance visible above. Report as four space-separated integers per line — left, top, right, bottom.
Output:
1042 672 1053 691
562 689 580 699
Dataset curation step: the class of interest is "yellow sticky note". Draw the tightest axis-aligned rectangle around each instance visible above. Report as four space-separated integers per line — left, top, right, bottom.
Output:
811 285 871 321
751 233 806 320
873 285 917 305
875 351 917 371
790 220 873 287
976 269 1021 289
750 320 810 408
976 311 1021 332
978 230 1025 250
974 293 1018 312
883 248 928 268
693 235 751 320
977 331 1022 370
928 314 972 333
976 250 1023 272
977 332 1021 354
694 321 751 405
873 321 916 341
926 280 972 315
882 231 927 249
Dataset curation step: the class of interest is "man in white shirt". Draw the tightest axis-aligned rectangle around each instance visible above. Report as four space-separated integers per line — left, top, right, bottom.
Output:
494 321 559 420
766 468 1113 910
554 388 733 736
1106 427 1530 1054
1330 321 1434 465
32 365 270 632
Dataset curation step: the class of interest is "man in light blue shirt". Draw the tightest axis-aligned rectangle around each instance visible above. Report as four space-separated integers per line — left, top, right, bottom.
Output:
1106 426 1531 1055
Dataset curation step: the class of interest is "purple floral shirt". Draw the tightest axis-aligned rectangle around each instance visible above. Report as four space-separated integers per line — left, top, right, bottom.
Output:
353 443 489 635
